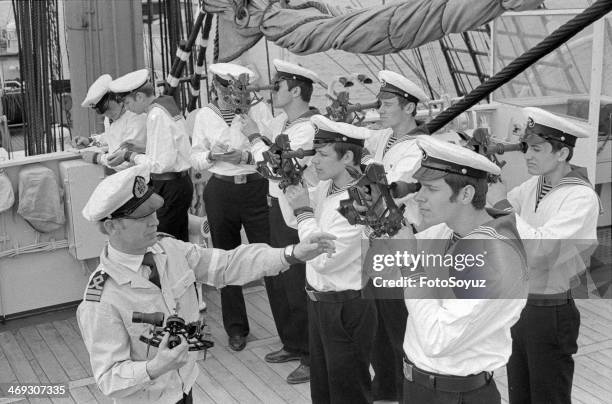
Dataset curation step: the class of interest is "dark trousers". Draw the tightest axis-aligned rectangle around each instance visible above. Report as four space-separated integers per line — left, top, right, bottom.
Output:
150 174 193 242
402 377 500 404
204 176 270 337
309 297 377 404
371 298 408 401
507 300 580 404
265 199 309 364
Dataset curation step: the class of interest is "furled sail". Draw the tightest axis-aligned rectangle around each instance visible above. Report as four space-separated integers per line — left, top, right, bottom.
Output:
203 0 544 62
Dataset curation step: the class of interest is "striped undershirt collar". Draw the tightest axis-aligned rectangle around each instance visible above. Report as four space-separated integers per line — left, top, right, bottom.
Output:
327 179 357 197
208 103 235 125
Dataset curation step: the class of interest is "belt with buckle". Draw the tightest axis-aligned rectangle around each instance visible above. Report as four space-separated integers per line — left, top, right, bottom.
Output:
305 286 361 303
150 170 189 181
402 358 492 393
527 290 572 307
213 173 262 184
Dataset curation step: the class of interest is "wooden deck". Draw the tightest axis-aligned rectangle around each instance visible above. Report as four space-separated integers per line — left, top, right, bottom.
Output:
0 284 610 404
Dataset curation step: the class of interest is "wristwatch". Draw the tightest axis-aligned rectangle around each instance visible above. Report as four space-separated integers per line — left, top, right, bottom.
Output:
284 244 303 265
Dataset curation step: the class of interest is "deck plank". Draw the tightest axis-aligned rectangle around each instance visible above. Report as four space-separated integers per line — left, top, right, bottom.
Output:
35 323 88 381
10 332 54 404
0 342 19 384
232 348 309 404
17 327 68 384
51 320 92 377
200 356 260 403
191 380 215 403
68 386 96 404
0 332 39 384
206 347 286 404
194 364 238 404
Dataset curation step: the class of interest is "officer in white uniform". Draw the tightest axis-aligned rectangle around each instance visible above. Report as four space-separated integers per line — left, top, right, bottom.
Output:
76 74 147 171
106 69 193 242
77 164 336 404
284 115 377 404
363 70 430 402
400 136 528 404
488 107 600 404
190 63 273 351
241 59 322 383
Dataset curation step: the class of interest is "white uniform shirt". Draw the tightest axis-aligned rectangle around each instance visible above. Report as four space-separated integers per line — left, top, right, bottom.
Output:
365 128 424 226
94 111 147 170
77 237 288 404
132 98 192 174
283 180 364 291
403 222 527 376
251 111 319 226
503 169 599 294
190 102 272 176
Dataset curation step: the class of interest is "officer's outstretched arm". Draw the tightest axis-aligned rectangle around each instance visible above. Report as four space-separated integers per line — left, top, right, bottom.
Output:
181 233 335 288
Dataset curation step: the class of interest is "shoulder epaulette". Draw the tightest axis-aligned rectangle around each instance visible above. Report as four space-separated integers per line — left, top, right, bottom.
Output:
156 232 176 239
85 269 109 302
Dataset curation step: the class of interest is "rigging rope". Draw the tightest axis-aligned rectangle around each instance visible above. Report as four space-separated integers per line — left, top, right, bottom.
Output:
427 0 612 134
12 0 65 155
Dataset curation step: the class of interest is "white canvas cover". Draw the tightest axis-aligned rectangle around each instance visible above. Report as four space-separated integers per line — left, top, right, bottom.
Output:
17 164 66 232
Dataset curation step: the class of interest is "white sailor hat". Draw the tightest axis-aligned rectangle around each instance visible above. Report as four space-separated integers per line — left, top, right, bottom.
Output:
378 70 429 103
81 74 113 108
273 59 320 84
108 69 150 94
82 165 164 222
209 63 255 85
414 136 500 180
310 115 370 147
522 107 588 148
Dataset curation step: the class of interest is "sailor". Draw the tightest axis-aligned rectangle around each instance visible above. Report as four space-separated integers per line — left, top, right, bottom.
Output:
190 63 272 351
75 74 147 171
239 59 322 384
364 69 430 402
105 69 193 242
399 136 528 404
76 164 336 404
488 107 600 404
284 115 377 404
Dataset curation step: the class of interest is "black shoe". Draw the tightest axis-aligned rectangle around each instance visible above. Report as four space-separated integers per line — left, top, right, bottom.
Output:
286 364 310 384
228 335 246 351
265 348 301 363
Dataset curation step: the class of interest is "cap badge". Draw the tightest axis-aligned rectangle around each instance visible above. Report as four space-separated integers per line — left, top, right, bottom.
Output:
527 117 535 128
313 124 319 134
421 150 428 160
133 176 147 198
380 79 387 87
